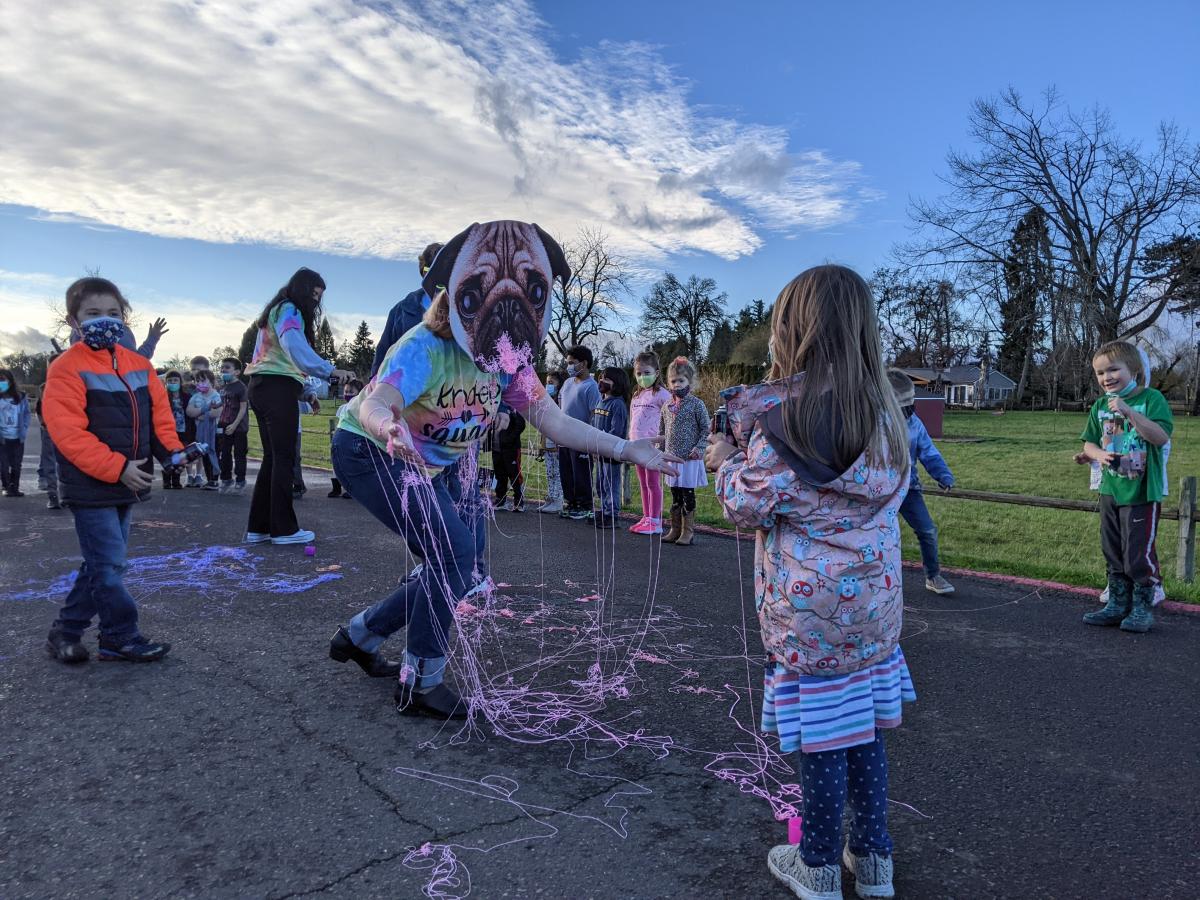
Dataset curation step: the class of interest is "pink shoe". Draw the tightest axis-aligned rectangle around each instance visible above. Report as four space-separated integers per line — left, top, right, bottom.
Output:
628 517 650 533
646 517 663 535
630 517 661 535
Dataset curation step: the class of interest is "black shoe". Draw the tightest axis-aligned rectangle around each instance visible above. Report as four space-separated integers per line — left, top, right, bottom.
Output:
46 630 89 664
328 626 401 677
395 681 468 720
292 486 306 498
594 512 616 529
327 478 342 498
47 496 62 510
4 489 23 497
98 636 171 662
341 491 353 499
202 480 220 491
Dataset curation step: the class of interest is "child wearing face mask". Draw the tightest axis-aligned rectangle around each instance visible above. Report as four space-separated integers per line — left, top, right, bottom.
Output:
590 367 630 529
328 379 363 499
41 277 184 663
186 369 223 490
0 367 31 498
628 351 672 535
660 357 709 546
183 357 212 486
217 357 250 493
537 371 566 514
162 371 188 489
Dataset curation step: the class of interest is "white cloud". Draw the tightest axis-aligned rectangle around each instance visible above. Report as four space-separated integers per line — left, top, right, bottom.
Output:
0 0 872 264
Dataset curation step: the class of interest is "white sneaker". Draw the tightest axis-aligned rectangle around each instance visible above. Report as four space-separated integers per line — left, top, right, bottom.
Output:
1100 585 1166 606
408 563 425 581
842 845 895 899
243 532 271 544
539 499 563 514
271 529 315 545
234 482 247 494
925 575 955 595
767 844 841 900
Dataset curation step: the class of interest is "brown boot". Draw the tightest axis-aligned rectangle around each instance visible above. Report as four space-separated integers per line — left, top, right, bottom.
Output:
662 505 683 543
675 511 696 546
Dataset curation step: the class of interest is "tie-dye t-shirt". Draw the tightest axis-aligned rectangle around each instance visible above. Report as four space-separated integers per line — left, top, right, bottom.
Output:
338 325 538 472
245 302 306 382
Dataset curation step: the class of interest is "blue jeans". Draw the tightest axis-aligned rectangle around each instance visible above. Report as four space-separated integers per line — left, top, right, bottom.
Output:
900 489 940 578
798 730 892 867
52 505 141 643
594 460 621 517
331 430 477 686
443 455 488 578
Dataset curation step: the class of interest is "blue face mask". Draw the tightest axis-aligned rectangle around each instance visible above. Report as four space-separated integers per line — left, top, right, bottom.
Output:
79 316 124 351
0 381 8 393
1111 379 1139 398
566 363 579 377
221 372 235 383
546 384 558 397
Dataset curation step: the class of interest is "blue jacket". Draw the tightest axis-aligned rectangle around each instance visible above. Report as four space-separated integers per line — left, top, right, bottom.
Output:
371 288 430 378
0 394 31 442
907 412 953 491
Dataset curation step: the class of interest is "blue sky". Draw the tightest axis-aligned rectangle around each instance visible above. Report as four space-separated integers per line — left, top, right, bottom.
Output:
1 0 1197 360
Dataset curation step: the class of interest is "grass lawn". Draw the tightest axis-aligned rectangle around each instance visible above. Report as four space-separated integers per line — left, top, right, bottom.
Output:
251 409 1200 603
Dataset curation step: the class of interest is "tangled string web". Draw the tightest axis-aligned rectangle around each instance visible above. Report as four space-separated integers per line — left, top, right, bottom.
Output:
367 340 804 898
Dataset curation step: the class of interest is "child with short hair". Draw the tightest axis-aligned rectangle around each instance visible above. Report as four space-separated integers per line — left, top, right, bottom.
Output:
558 345 601 520
707 265 914 900
490 408 528 512
537 371 566 514
628 351 672 535
186 369 223 490
328 378 363 499
888 370 956 595
43 277 183 663
660 356 709 546
185 357 211 486
217 357 249 493
1080 340 1173 633
591 366 630 529
162 370 188 489
0 368 31 497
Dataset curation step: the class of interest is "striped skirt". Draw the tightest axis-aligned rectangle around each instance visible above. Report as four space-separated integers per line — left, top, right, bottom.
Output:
761 646 916 754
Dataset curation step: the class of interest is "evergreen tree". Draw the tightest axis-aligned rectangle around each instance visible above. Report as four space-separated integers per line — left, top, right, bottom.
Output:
314 316 337 359
347 321 375 375
706 320 736 364
999 207 1051 402
237 323 258 367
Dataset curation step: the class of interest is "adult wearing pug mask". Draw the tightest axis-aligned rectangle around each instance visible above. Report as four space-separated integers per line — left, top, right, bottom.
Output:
328 221 680 720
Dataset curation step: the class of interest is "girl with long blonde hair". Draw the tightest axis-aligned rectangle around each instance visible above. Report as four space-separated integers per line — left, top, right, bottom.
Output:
707 265 913 900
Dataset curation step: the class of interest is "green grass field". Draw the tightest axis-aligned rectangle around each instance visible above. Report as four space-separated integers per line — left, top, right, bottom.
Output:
250 409 1200 603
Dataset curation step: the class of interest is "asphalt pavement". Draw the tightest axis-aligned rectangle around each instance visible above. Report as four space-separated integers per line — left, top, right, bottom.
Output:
1 434 1198 899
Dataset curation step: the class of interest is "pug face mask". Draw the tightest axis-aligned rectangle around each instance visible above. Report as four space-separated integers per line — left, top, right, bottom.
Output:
423 221 571 374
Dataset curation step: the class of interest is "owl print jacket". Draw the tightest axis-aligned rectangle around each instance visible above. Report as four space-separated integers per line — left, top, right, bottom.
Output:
715 376 909 677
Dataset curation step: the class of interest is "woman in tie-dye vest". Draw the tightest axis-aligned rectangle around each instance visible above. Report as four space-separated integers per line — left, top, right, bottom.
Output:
707 265 914 900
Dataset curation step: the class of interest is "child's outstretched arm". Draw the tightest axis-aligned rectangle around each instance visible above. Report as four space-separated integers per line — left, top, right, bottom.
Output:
912 416 953 488
710 431 785 530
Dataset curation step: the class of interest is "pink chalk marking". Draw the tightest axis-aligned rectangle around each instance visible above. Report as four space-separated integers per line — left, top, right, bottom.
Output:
632 650 668 664
575 594 602 603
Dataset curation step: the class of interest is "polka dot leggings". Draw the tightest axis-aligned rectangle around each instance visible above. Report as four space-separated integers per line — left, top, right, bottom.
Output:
797 729 892 867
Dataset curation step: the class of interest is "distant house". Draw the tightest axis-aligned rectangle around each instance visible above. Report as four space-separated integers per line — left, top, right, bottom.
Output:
898 363 1017 408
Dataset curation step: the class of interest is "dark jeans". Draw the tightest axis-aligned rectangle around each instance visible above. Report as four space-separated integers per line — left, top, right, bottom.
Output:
558 448 593 511
52 504 140 643
493 449 523 504
38 426 58 487
594 460 621 516
798 730 892 867
218 430 248 482
1100 495 1161 587
292 431 306 491
444 455 488 577
0 438 23 492
247 375 302 537
669 486 696 513
899 489 940 578
332 430 477 682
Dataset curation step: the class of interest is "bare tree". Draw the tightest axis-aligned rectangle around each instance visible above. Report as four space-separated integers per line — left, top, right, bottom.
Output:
908 88 1200 344
640 273 728 361
548 227 631 357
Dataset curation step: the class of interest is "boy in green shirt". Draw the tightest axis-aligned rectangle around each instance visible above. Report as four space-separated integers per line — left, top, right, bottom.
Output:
1079 340 1173 633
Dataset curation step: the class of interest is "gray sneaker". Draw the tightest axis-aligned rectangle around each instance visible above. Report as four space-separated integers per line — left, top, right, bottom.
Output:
539 499 562 514
767 844 841 900
842 845 895 899
925 575 955 595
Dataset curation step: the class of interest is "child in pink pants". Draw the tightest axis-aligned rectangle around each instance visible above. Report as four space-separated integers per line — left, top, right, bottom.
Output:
628 350 672 535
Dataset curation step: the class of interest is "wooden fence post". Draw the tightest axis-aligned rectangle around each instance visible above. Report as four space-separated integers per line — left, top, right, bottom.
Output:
1178 476 1197 584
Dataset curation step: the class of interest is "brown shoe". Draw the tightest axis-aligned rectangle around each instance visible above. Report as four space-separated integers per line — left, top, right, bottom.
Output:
662 505 683 543
674 511 696 546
